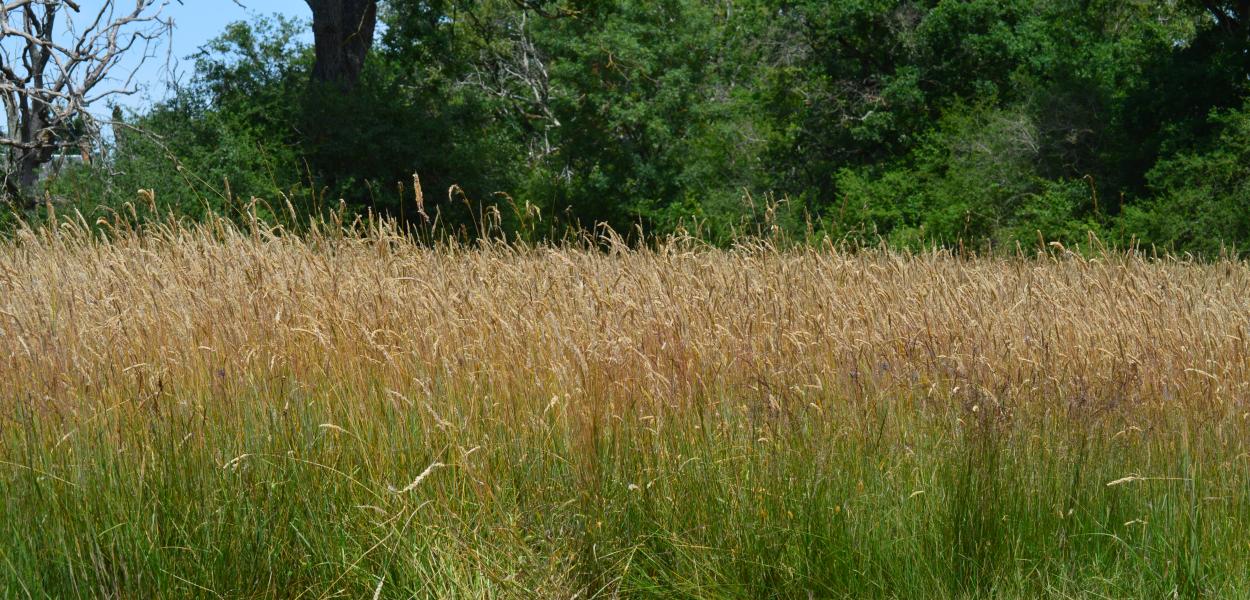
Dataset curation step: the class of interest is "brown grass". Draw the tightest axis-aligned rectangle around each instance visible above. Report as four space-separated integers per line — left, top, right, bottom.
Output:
2 216 1248 597
2 219 1245 416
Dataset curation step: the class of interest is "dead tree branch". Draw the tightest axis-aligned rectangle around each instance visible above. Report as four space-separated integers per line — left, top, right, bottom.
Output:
0 0 171 204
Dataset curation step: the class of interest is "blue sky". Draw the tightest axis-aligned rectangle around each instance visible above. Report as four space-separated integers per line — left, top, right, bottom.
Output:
121 0 312 109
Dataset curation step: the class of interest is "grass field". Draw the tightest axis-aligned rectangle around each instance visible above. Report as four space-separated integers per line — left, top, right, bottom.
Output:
2 216 1249 598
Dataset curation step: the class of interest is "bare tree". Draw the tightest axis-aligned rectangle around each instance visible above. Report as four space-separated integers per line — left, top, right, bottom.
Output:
462 8 561 165
0 0 171 205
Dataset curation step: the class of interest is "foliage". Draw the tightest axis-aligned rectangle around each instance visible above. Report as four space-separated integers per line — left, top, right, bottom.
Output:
23 0 1250 254
1124 101 1250 256
44 17 310 222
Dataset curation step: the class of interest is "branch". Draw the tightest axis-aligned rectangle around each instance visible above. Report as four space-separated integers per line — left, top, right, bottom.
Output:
508 0 577 19
0 0 172 199
1202 0 1245 33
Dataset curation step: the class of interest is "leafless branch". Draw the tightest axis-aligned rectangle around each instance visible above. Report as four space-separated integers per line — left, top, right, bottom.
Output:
508 0 576 20
0 0 171 202
461 9 562 166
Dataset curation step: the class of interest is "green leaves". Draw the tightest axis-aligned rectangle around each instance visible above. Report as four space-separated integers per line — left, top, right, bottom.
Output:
30 0 1250 254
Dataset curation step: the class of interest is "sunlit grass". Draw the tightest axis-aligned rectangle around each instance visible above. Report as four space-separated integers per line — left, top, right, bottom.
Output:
1 214 1248 597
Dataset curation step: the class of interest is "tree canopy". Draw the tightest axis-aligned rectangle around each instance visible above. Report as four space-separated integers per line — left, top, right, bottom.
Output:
31 0 1250 254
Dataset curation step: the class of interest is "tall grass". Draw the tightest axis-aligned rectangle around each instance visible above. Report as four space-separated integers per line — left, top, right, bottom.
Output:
2 214 1249 597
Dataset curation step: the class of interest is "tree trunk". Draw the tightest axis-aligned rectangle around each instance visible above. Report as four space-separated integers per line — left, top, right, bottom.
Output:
4 153 43 207
5 99 53 207
305 0 378 89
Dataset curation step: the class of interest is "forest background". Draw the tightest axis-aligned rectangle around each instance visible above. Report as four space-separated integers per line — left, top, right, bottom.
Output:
11 0 1250 255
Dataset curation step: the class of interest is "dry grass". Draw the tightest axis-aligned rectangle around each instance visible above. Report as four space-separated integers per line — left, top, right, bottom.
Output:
5 219 1246 414
2 216 1249 597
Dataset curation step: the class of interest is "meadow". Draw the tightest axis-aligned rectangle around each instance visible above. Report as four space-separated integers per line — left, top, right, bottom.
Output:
2 214 1249 598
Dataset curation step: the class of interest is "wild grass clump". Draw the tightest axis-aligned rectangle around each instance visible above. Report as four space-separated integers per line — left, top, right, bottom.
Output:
2 214 1249 597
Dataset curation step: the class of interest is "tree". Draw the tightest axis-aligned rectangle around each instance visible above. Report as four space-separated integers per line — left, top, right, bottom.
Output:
304 0 376 89
0 0 171 205
1198 0 1250 36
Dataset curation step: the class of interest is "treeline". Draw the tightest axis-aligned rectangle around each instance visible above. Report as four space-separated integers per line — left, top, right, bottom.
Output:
38 1 1250 253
